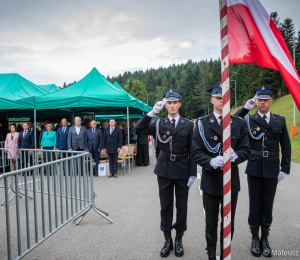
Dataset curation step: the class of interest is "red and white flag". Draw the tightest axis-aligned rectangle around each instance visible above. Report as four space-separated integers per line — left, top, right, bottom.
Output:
224 0 300 110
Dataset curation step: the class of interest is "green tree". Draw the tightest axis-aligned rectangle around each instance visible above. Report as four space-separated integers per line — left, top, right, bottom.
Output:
124 79 147 103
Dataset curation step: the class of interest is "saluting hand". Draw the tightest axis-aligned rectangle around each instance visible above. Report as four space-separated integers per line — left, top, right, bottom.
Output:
152 98 167 115
244 95 258 110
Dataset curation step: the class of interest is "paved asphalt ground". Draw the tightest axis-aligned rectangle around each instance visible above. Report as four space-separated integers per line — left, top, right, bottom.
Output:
1 148 299 260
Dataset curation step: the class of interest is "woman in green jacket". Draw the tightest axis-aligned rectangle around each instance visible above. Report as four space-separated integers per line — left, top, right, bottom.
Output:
41 123 56 164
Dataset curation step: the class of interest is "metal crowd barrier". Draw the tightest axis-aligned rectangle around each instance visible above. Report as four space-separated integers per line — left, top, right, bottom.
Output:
0 149 113 260
0 141 11 173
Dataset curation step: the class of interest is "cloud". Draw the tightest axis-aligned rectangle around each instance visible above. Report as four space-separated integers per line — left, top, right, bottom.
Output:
0 0 299 86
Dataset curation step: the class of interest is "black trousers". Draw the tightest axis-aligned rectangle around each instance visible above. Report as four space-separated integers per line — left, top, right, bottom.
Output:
157 176 189 232
90 150 100 174
247 175 278 228
202 192 238 247
108 153 118 174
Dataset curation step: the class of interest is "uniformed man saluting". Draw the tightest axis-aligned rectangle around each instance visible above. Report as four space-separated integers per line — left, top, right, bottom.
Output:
191 83 250 260
135 89 197 257
235 85 291 258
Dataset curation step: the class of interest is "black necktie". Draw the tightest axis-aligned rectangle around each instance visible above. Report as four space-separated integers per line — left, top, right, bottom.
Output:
172 119 176 130
219 116 223 129
263 115 268 127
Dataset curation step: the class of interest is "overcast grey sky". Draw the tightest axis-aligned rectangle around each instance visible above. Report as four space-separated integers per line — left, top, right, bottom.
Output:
0 0 299 87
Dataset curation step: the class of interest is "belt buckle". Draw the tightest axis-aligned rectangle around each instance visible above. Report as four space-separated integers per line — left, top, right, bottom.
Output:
263 151 269 157
170 154 176 161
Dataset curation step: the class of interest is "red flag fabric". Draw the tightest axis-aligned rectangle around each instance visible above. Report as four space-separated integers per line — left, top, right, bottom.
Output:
224 0 300 110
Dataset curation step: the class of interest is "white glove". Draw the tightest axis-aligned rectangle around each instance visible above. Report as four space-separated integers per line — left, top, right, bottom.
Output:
278 171 286 183
187 176 197 190
210 156 224 169
244 95 258 110
230 148 238 162
152 98 167 114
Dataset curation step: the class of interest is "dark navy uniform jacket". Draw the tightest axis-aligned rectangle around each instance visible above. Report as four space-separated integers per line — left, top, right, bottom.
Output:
191 113 250 196
235 107 291 178
135 114 197 180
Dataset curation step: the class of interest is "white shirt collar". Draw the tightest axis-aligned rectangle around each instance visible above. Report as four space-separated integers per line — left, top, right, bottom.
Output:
75 125 81 128
257 111 270 120
213 111 222 120
168 114 180 124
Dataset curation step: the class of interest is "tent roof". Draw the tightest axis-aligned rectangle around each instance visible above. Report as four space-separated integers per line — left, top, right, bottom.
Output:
0 73 51 110
39 84 60 93
34 68 149 111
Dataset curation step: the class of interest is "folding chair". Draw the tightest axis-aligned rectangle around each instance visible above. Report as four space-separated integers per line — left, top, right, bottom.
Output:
123 145 134 170
100 150 108 163
118 148 127 175
130 144 137 168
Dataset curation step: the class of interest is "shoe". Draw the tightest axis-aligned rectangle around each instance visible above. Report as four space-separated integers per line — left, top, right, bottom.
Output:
174 231 184 257
206 246 217 260
114 174 118 178
260 226 271 257
108 174 113 178
250 227 262 257
160 231 173 257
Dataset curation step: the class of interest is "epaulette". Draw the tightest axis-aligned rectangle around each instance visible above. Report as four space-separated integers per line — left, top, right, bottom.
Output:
198 115 209 121
182 118 194 123
232 115 243 120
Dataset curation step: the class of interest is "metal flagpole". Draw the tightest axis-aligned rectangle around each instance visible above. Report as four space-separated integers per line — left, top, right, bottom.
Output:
34 110 37 149
127 107 130 176
291 45 296 137
220 1 232 259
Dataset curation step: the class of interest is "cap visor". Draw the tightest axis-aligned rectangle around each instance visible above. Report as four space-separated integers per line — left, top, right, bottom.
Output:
166 97 181 101
257 95 272 99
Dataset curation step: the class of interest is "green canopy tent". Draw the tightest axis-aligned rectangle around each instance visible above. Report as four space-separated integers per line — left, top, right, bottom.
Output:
34 68 152 175
38 84 60 93
0 73 50 110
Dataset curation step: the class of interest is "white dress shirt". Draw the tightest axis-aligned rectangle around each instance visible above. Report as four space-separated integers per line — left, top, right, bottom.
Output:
75 125 81 135
213 111 222 125
257 111 270 124
168 114 180 128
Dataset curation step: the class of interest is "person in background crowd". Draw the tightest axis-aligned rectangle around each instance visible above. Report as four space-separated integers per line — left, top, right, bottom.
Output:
56 118 70 152
100 121 109 149
4 124 19 171
68 117 86 152
41 123 56 163
123 124 128 144
117 123 126 146
103 119 122 178
135 130 149 166
17 124 22 133
28 121 40 148
86 120 102 176
18 122 34 167
0 114 8 141
39 120 50 148
130 122 137 144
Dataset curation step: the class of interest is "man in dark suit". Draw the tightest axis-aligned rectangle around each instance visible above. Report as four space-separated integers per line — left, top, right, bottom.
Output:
191 84 250 260
28 121 40 148
103 119 122 178
86 120 102 176
100 121 108 149
235 86 291 258
18 122 34 167
67 117 86 152
56 118 70 152
135 89 197 258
